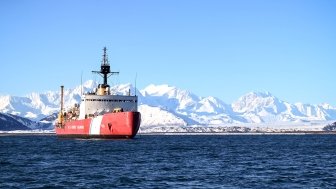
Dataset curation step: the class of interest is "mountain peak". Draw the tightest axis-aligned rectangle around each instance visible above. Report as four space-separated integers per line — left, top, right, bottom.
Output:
141 84 177 96
83 80 98 89
245 91 273 98
1 82 336 129
232 91 283 114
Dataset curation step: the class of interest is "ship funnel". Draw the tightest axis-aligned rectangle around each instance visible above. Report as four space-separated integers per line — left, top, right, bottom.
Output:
57 85 65 127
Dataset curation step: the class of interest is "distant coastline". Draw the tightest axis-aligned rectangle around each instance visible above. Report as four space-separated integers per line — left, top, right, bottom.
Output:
1 130 336 136
139 131 336 135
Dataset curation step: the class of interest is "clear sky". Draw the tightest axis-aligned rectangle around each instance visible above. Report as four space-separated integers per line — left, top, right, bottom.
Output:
0 0 335 106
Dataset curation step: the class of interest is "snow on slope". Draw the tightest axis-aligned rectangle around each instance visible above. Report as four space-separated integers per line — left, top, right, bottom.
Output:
140 84 232 114
139 105 187 126
0 113 30 130
0 112 50 130
232 91 336 123
0 81 336 131
141 84 199 111
0 80 97 120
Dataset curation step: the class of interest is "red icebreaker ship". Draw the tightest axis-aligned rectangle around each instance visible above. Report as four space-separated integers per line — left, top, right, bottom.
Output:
55 47 141 138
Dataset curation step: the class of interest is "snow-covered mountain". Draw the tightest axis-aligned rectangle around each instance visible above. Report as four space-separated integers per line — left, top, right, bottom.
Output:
0 80 335 131
0 80 98 120
141 84 232 115
232 92 336 123
0 113 30 130
0 112 50 131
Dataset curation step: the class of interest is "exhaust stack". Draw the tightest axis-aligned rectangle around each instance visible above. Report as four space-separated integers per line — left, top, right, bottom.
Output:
58 86 64 126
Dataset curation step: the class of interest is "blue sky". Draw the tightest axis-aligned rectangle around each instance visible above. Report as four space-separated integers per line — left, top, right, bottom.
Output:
0 0 335 105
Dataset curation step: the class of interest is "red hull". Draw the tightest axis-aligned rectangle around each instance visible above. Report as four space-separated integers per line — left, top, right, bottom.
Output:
55 112 141 139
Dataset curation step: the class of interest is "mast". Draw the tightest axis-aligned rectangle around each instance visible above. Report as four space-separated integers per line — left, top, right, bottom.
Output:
60 85 64 114
92 47 119 86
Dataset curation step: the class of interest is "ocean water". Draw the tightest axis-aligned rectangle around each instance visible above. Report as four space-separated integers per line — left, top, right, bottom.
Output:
1 134 336 188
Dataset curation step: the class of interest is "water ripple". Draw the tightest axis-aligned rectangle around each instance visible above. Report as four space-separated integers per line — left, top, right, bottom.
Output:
1 135 336 188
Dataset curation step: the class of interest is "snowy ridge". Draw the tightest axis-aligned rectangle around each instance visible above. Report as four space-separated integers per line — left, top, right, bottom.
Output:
0 80 97 120
139 105 187 126
0 112 50 131
0 80 336 131
232 92 336 123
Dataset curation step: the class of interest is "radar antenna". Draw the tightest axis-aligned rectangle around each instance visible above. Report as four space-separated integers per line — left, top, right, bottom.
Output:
92 47 119 86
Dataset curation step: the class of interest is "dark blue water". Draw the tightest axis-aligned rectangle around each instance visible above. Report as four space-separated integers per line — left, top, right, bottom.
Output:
1 134 336 188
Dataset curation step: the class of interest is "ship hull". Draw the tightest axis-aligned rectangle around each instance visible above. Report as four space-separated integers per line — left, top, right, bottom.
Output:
55 112 141 139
